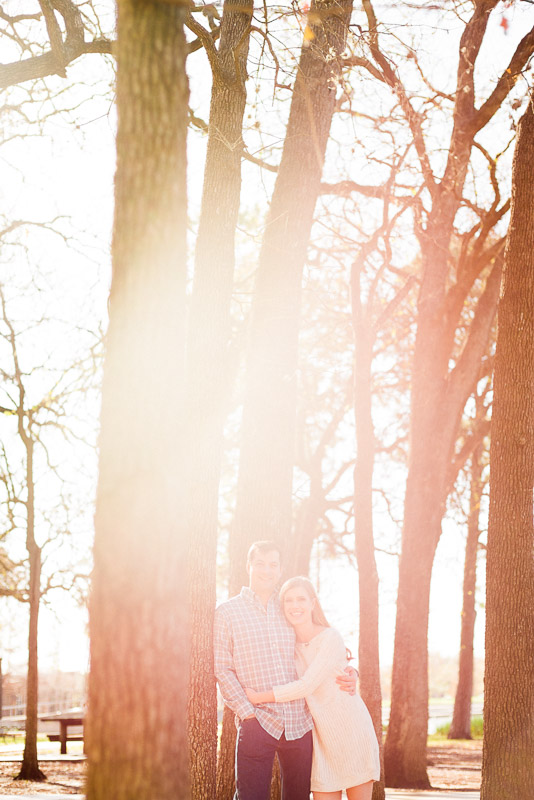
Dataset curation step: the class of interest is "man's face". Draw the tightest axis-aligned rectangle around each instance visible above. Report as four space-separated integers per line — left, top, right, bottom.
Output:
247 549 282 597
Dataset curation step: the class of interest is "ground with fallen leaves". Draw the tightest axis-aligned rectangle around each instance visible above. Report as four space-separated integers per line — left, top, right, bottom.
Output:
0 740 483 795
0 761 84 795
427 740 482 790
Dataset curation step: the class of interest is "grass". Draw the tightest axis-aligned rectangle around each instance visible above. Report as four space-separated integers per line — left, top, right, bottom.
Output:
431 715 484 740
0 735 21 745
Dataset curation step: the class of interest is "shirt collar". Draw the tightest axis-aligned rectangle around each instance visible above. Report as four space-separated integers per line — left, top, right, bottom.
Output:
240 585 279 609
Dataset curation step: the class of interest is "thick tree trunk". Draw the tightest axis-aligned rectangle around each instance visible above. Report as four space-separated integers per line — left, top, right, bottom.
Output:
381 1 533 786
384 315 462 787
219 3 355 796
86 3 190 799
481 97 534 800
351 288 384 800
384 497 441 789
187 4 253 799
230 0 355 592
449 444 483 740
384 262 500 788
216 706 237 800
383 250 500 784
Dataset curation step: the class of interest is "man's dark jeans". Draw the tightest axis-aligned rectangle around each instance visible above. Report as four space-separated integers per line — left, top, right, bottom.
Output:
234 717 313 800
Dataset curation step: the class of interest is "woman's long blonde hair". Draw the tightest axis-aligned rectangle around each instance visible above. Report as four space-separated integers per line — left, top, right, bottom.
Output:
279 576 330 627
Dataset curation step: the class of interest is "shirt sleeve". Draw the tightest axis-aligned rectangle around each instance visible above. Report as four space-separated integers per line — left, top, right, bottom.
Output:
273 628 346 703
213 607 256 721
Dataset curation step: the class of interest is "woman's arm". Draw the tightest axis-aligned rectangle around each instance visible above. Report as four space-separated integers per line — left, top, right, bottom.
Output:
246 687 274 704
273 630 345 702
246 629 347 705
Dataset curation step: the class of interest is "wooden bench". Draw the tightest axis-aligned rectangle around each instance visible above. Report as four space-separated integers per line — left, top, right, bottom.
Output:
40 713 85 754
46 733 84 743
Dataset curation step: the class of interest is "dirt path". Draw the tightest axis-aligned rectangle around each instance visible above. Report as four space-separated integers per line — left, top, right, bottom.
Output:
427 740 482 791
0 740 482 795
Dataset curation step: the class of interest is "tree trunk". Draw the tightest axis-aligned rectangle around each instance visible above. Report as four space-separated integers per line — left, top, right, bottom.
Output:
17 437 45 782
230 0 355 596
351 276 384 800
86 2 190 799
481 96 534 800
216 706 237 800
380 1 533 785
383 238 501 791
17 547 44 781
187 3 253 799
384 496 440 789
220 3 355 795
290 487 322 577
382 141 504 792
384 284 471 788
449 443 483 740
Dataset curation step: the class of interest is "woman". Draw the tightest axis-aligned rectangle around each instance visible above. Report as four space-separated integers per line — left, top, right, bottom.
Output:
245 576 380 800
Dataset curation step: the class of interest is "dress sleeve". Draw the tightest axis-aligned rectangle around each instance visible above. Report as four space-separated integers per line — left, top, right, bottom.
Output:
273 628 347 703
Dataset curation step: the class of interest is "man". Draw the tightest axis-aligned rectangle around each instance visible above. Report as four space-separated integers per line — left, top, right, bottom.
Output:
214 540 357 800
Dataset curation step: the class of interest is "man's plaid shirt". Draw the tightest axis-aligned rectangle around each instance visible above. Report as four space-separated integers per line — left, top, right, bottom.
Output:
214 586 313 740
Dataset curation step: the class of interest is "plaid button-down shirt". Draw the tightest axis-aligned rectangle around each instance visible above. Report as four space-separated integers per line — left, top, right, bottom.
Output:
214 586 313 740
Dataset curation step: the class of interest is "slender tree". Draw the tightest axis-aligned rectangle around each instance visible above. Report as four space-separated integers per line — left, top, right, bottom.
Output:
0 289 45 782
230 0 356 610
0 283 96 781
186 2 255 797
481 93 534 800
351 253 416 800
86 2 190 798
218 3 356 794
449 440 486 740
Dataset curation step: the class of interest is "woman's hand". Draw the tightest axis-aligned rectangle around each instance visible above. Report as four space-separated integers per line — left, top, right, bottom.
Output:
336 665 359 695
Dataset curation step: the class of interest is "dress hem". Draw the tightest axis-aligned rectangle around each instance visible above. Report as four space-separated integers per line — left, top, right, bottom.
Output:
311 774 378 792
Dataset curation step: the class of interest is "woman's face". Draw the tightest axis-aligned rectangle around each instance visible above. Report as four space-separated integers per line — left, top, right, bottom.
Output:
282 585 315 627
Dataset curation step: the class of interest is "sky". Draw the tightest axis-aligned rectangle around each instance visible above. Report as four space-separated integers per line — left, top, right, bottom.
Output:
0 0 531 679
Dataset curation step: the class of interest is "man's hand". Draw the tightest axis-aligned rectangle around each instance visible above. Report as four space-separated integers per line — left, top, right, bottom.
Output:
245 688 263 704
245 687 275 704
336 665 358 695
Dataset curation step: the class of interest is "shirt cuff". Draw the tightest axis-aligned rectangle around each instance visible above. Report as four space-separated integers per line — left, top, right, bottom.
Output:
235 699 256 721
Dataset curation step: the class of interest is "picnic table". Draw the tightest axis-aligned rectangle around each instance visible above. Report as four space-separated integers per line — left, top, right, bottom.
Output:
40 710 84 755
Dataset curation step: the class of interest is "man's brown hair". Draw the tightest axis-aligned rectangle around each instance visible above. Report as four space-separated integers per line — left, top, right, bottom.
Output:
246 540 283 567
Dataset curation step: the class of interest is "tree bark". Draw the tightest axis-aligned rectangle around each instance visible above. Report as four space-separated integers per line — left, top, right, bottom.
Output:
290 482 323 577
230 0 355 593
449 443 484 740
187 3 253 799
383 252 501 790
216 706 237 800
351 271 384 800
381 0 534 784
481 95 534 800
86 2 190 799
219 3 355 796
17 440 46 782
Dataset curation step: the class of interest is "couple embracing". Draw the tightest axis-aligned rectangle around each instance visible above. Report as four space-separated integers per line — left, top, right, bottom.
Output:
214 540 380 800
